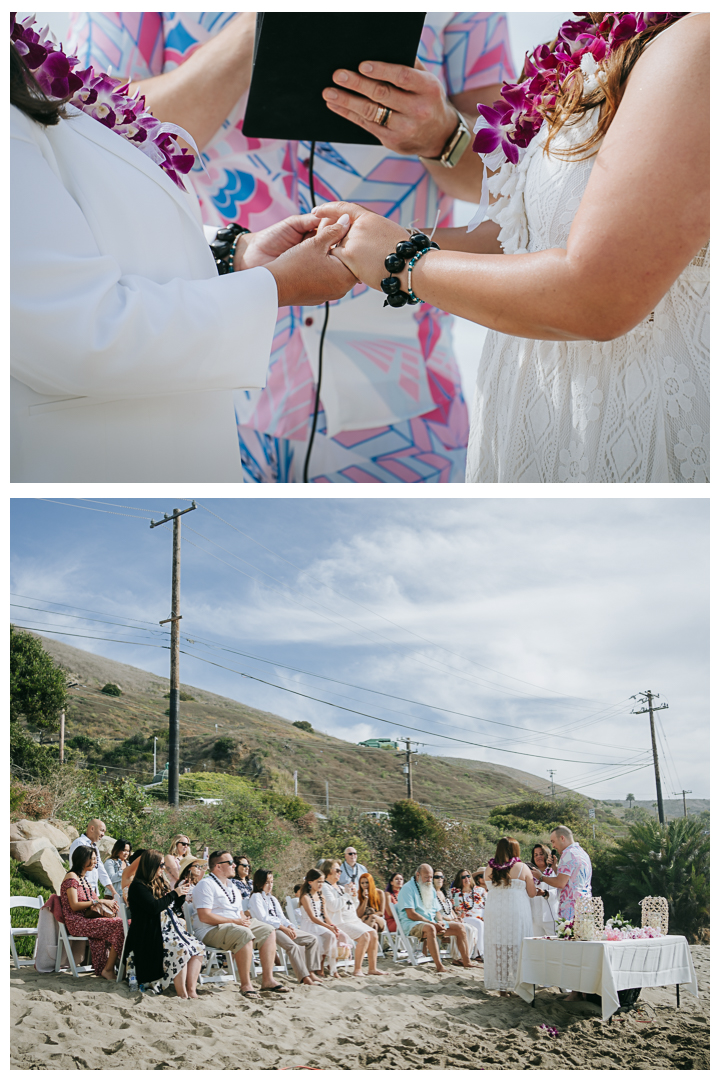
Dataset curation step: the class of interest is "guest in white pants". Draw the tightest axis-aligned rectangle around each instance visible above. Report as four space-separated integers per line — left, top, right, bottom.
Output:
451 869 486 959
249 870 323 985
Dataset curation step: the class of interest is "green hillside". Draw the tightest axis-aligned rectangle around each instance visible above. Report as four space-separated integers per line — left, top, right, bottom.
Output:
29 633 588 823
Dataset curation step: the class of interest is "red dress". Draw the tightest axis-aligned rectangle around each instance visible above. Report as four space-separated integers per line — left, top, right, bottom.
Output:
385 892 399 934
60 876 126 976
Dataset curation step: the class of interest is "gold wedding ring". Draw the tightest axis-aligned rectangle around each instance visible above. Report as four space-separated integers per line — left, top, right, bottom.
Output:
373 104 392 127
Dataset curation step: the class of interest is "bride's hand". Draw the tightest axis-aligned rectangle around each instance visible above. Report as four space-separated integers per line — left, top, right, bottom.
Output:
266 216 357 306
314 201 414 291
235 213 321 270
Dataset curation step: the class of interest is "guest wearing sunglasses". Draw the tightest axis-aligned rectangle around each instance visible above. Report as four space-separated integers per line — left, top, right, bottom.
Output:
338 847 367 898
450 868 486 960
165 835 193 889
232 855 253 905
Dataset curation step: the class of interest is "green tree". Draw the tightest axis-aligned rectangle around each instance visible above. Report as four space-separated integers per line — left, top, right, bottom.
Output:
626 793 635 807
389 800 446 846
596 817 709 936
101 683 122 696
211 736 235 761
261 791 313 822
292 720 313 733
10 626 67 732
488 794 588 835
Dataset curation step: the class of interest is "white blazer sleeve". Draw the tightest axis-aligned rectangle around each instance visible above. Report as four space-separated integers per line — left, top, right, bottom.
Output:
11 113 277 400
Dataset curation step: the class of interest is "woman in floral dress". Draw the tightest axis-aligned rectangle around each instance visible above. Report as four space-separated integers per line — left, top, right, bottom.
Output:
123 850 205 998
60 846 125 979
451 868 486 959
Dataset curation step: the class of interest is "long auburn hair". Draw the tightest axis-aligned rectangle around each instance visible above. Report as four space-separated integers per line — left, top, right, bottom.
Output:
490 837 521 888
540 14 687 160
358 872 382 911
136 850 169 898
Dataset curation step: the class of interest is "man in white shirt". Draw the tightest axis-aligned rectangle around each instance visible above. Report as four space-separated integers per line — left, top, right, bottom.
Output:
192 851 289 997
68 819 117 901
338 847 367 895
248 870 322 985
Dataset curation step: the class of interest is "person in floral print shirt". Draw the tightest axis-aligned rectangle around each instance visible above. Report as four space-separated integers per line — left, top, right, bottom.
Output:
530 826 592 922
67 12 514 482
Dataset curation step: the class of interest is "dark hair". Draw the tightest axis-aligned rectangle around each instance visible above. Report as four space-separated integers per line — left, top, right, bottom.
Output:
452 868 475 892
490 837 521 887
208 850 232 871
71 845 95 875
232 854 250 878
299 868 324 899
129 848 147 867
433 871 448 898
530 843 552 868
386 872 403 893
177 860 202 885
136 850 168 898
293 883 302 895
10 42 68 127
252 868 272 894
111 838 131 859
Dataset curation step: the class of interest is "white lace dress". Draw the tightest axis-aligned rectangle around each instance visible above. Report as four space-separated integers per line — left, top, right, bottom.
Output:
482 878 533 991
466 108 709 483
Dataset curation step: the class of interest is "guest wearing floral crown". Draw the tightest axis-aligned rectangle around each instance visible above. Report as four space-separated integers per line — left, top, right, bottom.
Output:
10 15 354 482
316 13 709 484
480 838 537 995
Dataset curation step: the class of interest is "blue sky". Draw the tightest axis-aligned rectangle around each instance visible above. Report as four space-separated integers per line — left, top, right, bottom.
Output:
10 497 709 803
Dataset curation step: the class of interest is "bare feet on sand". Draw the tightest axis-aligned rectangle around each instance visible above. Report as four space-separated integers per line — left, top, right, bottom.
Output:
100 969 115 981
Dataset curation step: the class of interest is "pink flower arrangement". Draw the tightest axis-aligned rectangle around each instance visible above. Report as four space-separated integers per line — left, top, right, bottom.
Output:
602 926 662 941
11 13 196 189
473 12 687 171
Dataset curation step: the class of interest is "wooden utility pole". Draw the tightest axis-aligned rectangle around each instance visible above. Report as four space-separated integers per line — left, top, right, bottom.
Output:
150 502 196 807
673 789 692 818
632 691 668 824
396 738 418 800
59 708 65 764
548 769 556 799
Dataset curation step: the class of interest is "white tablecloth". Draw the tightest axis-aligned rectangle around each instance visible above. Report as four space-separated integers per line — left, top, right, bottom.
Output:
515 936 698 1020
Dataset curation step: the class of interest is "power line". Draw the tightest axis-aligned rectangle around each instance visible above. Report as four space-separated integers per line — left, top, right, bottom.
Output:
35 499 154 520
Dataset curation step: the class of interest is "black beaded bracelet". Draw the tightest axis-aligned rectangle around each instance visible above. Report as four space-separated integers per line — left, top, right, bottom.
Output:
210 222 251 275
381 232 440 308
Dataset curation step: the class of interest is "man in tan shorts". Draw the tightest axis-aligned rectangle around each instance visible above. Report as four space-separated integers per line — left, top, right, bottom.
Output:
192 850 290 997
395 863 471 972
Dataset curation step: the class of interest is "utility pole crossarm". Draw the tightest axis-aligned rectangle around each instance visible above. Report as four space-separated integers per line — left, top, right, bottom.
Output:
149 501 197 529
673 789 692 818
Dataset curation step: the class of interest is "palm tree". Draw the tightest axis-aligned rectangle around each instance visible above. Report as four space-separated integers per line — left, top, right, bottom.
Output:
600 818 709 936
625 793 635 808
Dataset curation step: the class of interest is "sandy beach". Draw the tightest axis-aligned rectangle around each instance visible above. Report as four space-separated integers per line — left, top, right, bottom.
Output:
11 946 709 1070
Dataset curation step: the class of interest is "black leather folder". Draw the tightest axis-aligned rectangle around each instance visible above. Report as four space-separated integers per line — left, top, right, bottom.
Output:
243 12 427 144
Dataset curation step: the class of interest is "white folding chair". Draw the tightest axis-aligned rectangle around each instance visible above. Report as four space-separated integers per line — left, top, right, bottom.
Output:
116 902 129 982
182 901 237 985
10 896 42 969
285 897 300 928
55 922 93 976
393 917 450 966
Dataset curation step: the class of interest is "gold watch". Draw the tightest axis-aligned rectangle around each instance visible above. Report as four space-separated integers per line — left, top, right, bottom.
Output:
419 111 472 169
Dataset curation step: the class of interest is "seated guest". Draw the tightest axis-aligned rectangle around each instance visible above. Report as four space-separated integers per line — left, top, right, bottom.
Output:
249 869 322 985
60 846 124 980
434 871 479 965
451 868 486 959
356 873 386 933
192 851 289 997
527 843 559 937
321 859 381 977
68 818 117 900
165 835 193 889
293 884 303 897
338 846 367 896
396 864 472 972
297 869 348 978
121 848 146 905
123 850 204 998
384 872 403 933
232 855 253 904
104 838 131 896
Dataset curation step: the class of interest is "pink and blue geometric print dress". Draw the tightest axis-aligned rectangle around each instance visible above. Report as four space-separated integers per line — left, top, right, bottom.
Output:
68 12 514 482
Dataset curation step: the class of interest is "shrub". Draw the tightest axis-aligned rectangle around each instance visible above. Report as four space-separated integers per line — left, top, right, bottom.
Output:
66 734 101 755
10 626 67 732
389 800 447 846
595 817 709 936
101 683 122 696
58 771 149 845
261 791 313 823
10 720 57 780
212 736 235 761
163 691 195 701
292 721 313 733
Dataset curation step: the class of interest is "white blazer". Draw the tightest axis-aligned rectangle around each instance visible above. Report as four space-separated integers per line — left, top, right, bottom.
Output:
11 104 278 481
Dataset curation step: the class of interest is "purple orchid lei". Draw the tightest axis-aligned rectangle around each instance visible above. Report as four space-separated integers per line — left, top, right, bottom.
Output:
473 12 688 171
11 13 196 189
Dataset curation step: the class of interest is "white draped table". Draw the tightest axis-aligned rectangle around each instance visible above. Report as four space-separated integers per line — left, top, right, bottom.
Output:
514 936 698 1021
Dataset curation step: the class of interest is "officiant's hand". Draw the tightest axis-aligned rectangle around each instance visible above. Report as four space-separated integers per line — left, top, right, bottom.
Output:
322 59 459 159
266 215 357 307
235 213 323 270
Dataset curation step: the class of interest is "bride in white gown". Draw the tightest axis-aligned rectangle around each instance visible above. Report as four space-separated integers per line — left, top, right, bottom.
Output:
315 13 709 483
480 838 537 995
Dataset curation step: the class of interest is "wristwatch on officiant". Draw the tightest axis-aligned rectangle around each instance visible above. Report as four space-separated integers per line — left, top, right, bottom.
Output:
418 110 472 169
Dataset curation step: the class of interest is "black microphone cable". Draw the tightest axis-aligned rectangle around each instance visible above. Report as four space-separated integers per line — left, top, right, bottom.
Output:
303 139 330 483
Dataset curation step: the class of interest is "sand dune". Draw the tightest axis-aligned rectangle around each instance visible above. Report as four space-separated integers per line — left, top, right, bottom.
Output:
11 947 709 1071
